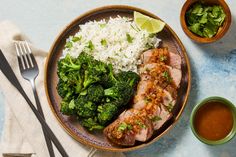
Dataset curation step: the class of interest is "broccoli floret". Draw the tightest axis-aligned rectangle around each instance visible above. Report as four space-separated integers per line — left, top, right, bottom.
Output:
116 71 140 87
100 64 118 88
104 82 134 106
81 117 104 131
81 56 109 89
97 102 119 125
57 79 75 101
83 70 102 89
75 96 97 118
77 52 94 66
57 54 81 81
86 85 104 103
60 99 76 115
57 79 68 98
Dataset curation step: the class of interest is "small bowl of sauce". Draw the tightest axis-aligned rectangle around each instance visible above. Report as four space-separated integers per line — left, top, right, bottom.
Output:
190 96 236 145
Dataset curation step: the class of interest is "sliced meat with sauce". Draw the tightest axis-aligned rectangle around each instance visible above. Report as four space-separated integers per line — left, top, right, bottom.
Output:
141 48 182 70
150 104 172 130
168 51 182 70
103 118 136 146
104 109 154 144
162 89 176 108
139 63 182 88
104 47 182 146
134 116 153 142
133 74 153 104
166 66 182 87
141 48 169 64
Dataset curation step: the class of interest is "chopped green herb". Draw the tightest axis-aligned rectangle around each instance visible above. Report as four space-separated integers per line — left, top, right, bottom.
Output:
72 36 82 42
144 97 152 103
101 39 107 46
151 116 162 122
127 124 133 130
99 23 106 28
135 120 146 129
162 71 172 83
79 90 87 96
145 42 154 49
65 41 73 49
149 33 156 38
87 41 94 51
186 2 226 38
160 55 167 61
68 99 75 109
118 122 129 131
166 103 173 112
126 33 134 43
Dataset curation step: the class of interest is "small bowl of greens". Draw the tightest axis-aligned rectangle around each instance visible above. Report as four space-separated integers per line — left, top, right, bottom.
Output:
180 0 231 43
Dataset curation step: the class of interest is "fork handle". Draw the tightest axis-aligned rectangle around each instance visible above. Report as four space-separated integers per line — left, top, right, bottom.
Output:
0 50 69 157
30 80 55 157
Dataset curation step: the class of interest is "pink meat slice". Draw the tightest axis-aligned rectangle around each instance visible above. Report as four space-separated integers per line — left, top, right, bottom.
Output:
134 116 153 142
103 117 136 146
166 65 182 88
141 49 182 70
168 52 182 70
140 63 182 88
150 104 172 130
141 49 154 64
162 89 176 107
119 110 153 142
133 74 153 104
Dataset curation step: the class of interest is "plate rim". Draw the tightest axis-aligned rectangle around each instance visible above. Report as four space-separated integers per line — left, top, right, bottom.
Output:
44 5 191 152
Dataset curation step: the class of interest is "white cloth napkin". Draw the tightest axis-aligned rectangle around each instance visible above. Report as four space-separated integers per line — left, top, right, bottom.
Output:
0 21 125 157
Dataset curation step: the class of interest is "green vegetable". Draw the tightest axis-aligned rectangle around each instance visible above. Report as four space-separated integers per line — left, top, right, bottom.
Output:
116 71 140 88
75 96 97 118
99 23 106 28
118 122 132 132
85 85 104 103
186 2 226 38
57 52 140 131
81 118 104 131
86 40 94 51
160 55 167 61
60 99 76 115
162 71 172 83
104 82 134 105
65 41 73 49
97 102 119 125
101 39 107 46
126 33 134 43
151 116 162 122
166 103 174 112
72 36 82 42
135 120 146 128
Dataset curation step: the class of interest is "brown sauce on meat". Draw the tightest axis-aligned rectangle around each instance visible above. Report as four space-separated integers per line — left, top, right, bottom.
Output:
194 102 234 141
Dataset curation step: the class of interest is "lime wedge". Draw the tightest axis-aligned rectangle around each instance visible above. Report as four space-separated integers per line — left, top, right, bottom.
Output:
134 11 165 34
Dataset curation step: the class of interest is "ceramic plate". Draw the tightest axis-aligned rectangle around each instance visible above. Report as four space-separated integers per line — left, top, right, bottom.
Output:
45 5 191 152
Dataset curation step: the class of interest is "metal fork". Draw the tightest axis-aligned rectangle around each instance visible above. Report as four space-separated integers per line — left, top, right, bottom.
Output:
15 41 55 157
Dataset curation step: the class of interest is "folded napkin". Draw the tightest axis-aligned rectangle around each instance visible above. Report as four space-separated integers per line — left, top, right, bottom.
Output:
0 21 125 157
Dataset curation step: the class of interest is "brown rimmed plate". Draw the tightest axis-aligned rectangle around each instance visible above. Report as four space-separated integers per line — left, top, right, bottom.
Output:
45 5 191 152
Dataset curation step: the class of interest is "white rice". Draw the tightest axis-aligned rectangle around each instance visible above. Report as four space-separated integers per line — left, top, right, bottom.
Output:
62 16 161 73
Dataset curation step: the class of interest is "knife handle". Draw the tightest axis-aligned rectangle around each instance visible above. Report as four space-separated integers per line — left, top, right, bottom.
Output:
0 49 69 157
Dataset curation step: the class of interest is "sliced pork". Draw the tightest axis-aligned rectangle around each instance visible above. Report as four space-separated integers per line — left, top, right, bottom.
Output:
150 104 172 130
104 48 182 146
141 48 182 70
104 109 154 145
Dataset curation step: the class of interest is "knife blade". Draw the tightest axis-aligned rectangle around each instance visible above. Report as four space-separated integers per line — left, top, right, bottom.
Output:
0 49 69 157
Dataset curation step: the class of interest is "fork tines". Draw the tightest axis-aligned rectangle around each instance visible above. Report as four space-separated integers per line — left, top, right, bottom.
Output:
15 41 33 70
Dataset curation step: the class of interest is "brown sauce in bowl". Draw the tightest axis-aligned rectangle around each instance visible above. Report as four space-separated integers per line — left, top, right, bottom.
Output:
194 101 234 141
